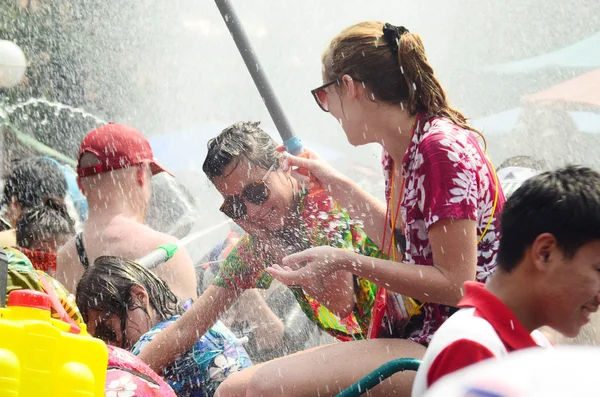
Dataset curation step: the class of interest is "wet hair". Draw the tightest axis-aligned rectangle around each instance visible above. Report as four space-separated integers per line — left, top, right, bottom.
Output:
2 157 68 208
16 197 75 249
498 166 600 272
497 156 548 172
202 121 280 181
76 256 183 345
323 21 483 139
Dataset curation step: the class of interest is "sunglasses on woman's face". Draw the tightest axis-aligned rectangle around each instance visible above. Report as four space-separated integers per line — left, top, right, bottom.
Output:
311 77 364 112
311 80 339 112
220 164 276 220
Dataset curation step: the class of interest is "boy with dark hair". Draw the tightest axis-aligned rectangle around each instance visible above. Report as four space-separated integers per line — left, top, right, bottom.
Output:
413 165 600 397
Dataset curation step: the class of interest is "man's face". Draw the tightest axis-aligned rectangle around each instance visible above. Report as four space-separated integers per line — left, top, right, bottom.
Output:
541 240 600 338
212 158 295 236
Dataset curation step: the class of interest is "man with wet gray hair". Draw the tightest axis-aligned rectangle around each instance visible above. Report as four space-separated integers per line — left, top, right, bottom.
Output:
56 123 198 300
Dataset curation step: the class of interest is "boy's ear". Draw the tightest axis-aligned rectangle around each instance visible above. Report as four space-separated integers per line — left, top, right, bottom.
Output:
531 233 558 272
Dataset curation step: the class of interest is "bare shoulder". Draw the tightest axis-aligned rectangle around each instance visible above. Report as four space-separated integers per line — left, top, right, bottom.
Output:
56 236 85 293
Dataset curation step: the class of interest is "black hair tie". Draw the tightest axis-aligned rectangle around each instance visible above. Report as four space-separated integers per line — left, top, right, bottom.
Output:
383 23 410 52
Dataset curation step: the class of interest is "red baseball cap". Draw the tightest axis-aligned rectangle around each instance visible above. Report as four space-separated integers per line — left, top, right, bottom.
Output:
77 123 172 178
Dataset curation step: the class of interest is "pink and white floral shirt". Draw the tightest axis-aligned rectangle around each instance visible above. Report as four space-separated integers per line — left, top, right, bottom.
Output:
382 114 505 344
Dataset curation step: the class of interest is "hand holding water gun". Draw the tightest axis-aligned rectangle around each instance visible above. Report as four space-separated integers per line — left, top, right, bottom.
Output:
277 146 348 194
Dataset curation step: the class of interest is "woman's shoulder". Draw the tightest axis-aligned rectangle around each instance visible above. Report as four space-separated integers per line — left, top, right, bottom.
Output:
420 117 472 142
417 117 482 157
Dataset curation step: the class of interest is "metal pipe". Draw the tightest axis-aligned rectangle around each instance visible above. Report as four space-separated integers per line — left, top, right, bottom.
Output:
138 219 234 270
214 0 303 155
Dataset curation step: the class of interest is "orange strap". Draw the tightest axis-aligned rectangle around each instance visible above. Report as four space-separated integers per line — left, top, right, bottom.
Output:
38 274 81 334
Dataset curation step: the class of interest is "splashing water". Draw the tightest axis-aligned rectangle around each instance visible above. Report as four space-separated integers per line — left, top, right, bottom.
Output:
0 97 106 125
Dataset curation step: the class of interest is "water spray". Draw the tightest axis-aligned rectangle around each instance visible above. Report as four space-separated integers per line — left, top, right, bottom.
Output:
214 0 303 156
137 219 234 270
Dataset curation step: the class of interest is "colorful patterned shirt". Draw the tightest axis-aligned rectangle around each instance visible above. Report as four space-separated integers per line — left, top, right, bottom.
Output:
4 246 84 326
212 189 381 341
381 115 505 345
131 301 253 397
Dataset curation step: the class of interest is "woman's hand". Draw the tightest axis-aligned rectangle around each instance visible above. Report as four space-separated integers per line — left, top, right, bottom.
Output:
266 246 353 286
277 146 346 193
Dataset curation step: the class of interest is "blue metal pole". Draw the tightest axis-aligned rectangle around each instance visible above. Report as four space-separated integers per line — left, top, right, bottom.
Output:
214 0 303 155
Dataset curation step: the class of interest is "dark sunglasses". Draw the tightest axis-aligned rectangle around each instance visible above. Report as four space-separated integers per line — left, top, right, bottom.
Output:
220 164 276 220
311 77 364 112
311 80 339 112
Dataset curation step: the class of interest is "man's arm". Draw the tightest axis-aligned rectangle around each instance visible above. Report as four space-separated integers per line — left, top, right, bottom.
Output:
138 284 238 373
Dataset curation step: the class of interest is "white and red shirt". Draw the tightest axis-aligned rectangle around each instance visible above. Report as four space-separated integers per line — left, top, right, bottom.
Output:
382 115 505 344
411 281 552 397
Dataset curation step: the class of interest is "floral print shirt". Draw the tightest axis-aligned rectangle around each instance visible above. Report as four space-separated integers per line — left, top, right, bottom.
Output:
212 189 381 341
381 115 505 345
131 301 253 397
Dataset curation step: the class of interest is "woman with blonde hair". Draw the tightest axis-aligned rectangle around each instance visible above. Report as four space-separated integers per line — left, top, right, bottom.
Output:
213 21 505 397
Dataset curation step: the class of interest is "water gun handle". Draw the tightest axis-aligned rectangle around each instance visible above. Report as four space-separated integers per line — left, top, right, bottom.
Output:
137 244 179 270
283 136 322 191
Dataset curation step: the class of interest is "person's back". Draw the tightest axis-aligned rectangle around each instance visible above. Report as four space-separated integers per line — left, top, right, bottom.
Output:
413 165 600 396
56 123 197 300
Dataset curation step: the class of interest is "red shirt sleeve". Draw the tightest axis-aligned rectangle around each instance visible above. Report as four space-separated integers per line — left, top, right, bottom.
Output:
427 339 496 387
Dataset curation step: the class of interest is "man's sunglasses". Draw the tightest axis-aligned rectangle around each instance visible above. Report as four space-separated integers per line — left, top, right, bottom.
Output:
311 77 364 112
220 164 276 220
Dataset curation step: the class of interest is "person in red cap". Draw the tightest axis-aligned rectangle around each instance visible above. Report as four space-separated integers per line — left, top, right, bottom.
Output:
56 123 198 301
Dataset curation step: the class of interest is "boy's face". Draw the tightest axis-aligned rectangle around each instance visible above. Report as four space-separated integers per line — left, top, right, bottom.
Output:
542 240 600 338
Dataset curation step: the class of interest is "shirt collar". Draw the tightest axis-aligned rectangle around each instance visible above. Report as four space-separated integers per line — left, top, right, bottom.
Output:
458 281 540 351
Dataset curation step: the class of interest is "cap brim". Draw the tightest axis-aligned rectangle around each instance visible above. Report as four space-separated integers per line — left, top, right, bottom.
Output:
150 159 174 177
